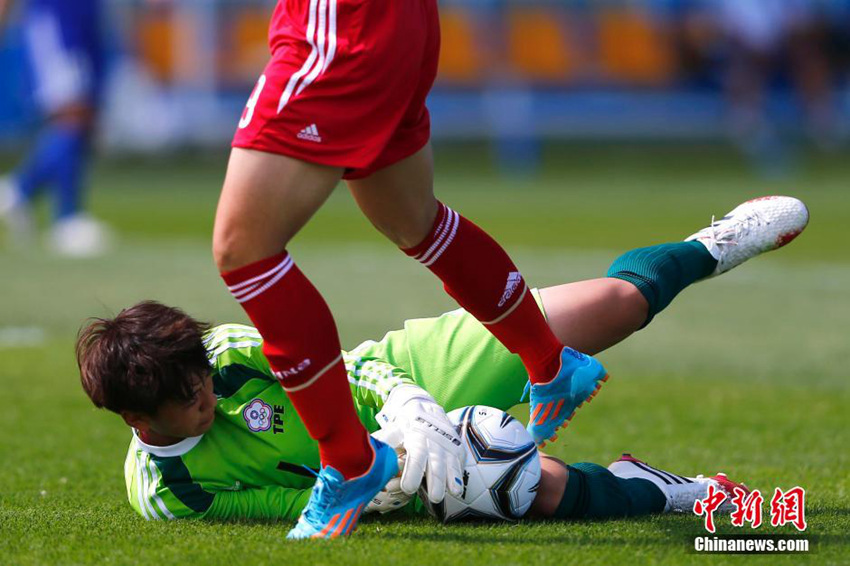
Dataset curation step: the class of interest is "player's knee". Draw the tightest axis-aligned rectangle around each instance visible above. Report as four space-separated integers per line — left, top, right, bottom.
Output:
373 220 427 249
362 198 438 249
213 205 296 272
212 226 259 273
212 233 236 273
369 215 432 249
607 280 650 331
607 252 656 328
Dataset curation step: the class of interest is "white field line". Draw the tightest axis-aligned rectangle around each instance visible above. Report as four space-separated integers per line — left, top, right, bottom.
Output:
0 327 47 348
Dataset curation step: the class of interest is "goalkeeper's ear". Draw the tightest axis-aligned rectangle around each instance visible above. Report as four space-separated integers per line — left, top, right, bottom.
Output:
121 410 153 433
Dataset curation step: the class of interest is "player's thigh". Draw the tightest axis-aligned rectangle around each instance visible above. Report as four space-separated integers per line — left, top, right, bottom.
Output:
213 148 343 271
538 279 648 355
346 144 439 249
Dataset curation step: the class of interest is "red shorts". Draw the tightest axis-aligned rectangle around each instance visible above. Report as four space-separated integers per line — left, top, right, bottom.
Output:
232 0 440 180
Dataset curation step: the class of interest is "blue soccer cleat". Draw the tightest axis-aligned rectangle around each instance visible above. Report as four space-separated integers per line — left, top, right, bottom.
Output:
525 347 609 446
287 436 399 540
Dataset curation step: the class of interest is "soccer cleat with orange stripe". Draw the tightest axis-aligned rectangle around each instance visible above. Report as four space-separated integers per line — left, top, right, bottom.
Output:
524 346 608 446
286 436 398 540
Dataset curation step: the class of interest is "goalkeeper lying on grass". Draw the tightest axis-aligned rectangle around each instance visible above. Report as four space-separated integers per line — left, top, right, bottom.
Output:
77 197 807 532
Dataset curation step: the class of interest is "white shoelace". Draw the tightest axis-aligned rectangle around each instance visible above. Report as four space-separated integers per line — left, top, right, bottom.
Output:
702 210 767 258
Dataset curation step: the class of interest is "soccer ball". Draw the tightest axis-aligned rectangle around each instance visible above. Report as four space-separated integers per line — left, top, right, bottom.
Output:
420 405 541 523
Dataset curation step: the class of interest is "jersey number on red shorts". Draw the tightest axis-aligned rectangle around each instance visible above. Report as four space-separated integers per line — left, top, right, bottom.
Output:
239 75 267 130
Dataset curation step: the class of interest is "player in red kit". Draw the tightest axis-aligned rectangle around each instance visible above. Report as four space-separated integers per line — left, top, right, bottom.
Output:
214 0 607 539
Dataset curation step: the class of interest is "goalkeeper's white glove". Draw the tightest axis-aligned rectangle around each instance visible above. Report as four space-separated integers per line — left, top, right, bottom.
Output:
375 384 465 504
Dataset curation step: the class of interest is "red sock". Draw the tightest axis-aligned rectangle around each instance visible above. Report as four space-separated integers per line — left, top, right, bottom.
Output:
403 202 563 384
221 252 372 478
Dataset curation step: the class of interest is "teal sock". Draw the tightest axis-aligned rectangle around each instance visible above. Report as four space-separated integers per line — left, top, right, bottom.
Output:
607 241 717 327
553 463 666 520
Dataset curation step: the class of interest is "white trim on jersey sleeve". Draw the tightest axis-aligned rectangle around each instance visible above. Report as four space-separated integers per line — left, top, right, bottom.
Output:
208 341 263 365
136 452 158 520
146 459 177 520
203 325 264 364
133 452 150 520
202 324 261 346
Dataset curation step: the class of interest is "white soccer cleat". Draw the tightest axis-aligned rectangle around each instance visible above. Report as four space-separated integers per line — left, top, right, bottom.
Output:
0 177 36 248
47 214 114 257
685 196 809 277
608 454 749 514
0 177 17 216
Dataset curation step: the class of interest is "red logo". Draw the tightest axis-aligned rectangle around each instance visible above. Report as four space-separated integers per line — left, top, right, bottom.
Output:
730 487 764 529
696 484 808 533
693 484 728 534
770 487 807 531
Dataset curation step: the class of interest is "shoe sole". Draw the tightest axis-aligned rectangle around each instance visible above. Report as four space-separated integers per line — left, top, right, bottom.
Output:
539 373 609 449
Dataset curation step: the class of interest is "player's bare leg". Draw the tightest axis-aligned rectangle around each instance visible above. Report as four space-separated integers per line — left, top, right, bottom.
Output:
348 143 607 446
215 148 400 539
214 148 376 477
540 196 810 358
529 454 570 517
539 279 648 356
214 148 341 270
346 144 438 248
2 103 111 256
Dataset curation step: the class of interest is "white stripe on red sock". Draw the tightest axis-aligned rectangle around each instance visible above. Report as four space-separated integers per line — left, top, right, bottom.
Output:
422 209 459 267
228 255 294 303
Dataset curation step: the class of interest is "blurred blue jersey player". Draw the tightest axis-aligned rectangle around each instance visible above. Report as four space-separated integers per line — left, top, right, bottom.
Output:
0 0 112 256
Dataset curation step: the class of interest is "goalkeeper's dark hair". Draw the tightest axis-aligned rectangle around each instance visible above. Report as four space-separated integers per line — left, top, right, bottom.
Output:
76 301 212 415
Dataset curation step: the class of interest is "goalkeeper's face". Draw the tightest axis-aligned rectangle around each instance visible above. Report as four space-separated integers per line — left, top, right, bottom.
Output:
146 372 217 439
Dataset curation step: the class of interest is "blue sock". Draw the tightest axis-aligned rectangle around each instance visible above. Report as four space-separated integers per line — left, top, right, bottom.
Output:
14 124 89 220
607 241 718 328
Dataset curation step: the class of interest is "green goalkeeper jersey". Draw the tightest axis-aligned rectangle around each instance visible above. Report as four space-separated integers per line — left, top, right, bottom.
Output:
125 296 538 522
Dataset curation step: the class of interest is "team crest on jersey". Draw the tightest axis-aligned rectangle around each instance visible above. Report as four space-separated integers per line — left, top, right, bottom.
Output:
243 399 273 432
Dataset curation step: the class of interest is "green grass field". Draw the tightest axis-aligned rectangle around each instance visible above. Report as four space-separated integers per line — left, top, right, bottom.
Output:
1 145 848 565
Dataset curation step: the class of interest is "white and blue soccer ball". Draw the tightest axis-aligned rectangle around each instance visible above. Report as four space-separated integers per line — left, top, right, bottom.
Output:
420 405 541 523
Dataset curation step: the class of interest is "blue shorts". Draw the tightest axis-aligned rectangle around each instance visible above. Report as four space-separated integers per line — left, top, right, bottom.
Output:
22 0 105 113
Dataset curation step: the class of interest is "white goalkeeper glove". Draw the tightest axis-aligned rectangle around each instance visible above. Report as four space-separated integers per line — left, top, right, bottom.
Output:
375 384 465 504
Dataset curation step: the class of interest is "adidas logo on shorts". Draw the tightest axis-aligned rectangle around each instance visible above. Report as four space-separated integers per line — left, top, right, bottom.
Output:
297 124 322 143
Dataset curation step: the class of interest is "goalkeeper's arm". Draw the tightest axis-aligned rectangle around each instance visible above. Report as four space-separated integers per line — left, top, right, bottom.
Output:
140 483 310 522
344 352 419 411
201 486 311 521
